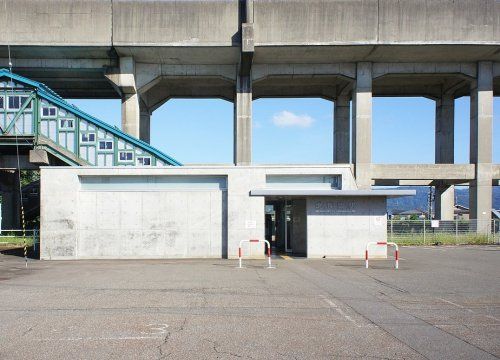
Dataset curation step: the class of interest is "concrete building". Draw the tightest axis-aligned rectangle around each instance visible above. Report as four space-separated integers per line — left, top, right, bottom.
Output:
40 165 414 260
0 0 499 258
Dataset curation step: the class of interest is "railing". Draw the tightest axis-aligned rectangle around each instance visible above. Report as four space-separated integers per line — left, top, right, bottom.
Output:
388 219 499 245
0 229 39 251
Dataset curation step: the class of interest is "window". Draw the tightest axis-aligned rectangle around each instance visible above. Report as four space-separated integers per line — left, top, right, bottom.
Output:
98 140 113 150
59 119 74 129
0 96 4 109
119 151 134 162
7 95 31 110
81 133 96 143
137 156 151 166
42 106 57 118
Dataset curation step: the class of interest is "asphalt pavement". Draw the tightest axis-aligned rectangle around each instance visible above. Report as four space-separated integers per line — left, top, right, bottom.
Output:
0 246 499 359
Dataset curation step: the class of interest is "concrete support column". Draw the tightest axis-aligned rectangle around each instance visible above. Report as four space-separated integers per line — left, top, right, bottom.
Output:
434 94 455 220
234 75 252 165
108 57 151 143
139 100 151 144
121 93 141 139
435 94 455 164
0 171 21 230
334 95 350 163
469 61 493 230
435 185 455 221
352 63 372 189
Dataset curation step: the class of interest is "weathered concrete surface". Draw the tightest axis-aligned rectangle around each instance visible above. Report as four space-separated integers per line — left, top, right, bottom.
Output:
39 165 393 260
333 95 350 164
0 246 499 359
352 62 373 189
435 185 455 221
307 196 387 258
434 94 455 220
0 0 112 46
234 75 252 165
372 164 476 181
470 62 493 228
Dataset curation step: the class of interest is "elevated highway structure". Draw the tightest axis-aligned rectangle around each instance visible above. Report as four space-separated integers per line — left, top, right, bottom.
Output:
0 0 499 225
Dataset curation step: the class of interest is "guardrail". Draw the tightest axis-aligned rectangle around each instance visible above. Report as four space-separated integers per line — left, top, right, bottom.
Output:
238 239 274 269
365 241 399 269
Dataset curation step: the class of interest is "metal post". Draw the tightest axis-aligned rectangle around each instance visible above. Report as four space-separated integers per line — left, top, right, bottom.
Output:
390 218 393 241
423 219 426 245
455 219 458 244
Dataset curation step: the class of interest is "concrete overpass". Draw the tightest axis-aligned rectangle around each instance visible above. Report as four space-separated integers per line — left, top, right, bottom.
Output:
0 0 499 224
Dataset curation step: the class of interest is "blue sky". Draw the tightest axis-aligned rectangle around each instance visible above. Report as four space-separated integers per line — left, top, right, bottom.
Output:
70 97 500 165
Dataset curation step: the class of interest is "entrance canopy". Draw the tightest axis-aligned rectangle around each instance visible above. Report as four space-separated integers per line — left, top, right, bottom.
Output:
250 189 416 198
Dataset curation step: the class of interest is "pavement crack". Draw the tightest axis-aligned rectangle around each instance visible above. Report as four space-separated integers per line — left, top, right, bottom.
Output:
204 338 251 359
157 317 188 360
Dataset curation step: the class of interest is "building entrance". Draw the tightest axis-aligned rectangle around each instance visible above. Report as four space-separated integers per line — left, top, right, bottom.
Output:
265 198 307 256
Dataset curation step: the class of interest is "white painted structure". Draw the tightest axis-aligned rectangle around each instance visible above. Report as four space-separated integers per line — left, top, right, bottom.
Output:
40 165 413 260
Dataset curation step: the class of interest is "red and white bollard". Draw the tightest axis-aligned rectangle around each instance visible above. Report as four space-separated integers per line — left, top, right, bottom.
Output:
238 239 274 269
365 241 399 269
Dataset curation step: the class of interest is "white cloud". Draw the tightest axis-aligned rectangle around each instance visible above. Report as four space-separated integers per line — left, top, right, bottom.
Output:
272 111 314 128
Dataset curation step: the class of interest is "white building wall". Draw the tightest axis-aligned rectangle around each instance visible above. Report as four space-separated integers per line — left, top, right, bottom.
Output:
40 165 384 260
307 197 387 259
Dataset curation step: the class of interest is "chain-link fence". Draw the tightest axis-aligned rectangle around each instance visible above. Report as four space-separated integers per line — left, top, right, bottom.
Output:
0 229 39 249
388 219 499 245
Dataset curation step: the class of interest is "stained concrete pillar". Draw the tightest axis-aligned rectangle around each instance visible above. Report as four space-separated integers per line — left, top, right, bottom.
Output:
352 63 372 189
334 95 350 163
434 94 455 220
139 100 151 144
108 57 151 143
234 75 252 165
469 61 493 231
0 171 21 230
121 93 141 139
435 185 455 221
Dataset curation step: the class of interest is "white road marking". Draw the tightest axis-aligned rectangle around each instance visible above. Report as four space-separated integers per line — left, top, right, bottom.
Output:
320 295 372 328
438 298 474 313
33 336 164 341
141 324 169 335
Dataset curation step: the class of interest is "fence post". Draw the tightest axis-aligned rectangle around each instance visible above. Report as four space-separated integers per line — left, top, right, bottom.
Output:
390 218 393 241
423 219 426 245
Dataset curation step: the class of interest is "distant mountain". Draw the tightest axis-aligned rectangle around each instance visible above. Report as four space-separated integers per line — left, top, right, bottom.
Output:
387 186 500 214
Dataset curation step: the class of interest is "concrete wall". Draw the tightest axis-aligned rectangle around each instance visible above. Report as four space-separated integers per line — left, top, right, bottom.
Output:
40 165 361 260
0 0 112 46
253 0 500 45
76 186 226 259
112 0 239 46
1 0 498 47
307 196 387 259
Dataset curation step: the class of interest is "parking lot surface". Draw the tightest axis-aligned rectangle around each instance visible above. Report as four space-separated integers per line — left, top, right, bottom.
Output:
0 246 499 359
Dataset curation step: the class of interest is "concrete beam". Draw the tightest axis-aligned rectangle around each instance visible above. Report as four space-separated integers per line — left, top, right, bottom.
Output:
373 179 434 186
371 164 475 181
372 63 476 79
469 62 493 227
333 95 350 164
352 62 372 189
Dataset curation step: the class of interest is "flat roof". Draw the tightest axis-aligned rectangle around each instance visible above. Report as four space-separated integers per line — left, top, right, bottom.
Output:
250 189 416 198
